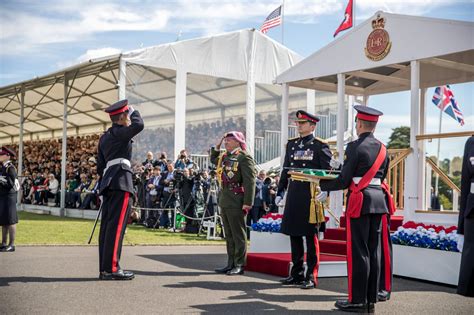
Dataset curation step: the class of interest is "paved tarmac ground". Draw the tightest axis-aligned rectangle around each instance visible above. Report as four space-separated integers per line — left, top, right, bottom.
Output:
0 245 472 314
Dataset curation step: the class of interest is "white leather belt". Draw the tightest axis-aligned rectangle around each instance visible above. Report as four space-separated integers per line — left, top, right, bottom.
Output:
471 182 474 194
103 158 131 176
353 177 381 186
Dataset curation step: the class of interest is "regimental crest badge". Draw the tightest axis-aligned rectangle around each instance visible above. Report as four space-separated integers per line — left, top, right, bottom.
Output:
365 14 391 61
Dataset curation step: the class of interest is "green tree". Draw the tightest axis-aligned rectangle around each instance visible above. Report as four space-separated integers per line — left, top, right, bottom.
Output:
387 126 410 149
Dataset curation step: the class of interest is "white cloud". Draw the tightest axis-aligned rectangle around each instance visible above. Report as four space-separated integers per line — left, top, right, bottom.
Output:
2 0 460 55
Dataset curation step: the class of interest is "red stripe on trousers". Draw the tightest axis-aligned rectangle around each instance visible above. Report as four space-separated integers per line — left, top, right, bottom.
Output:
112 192 129 273
346 215 353 302
382 215 392 292
313 235 320 286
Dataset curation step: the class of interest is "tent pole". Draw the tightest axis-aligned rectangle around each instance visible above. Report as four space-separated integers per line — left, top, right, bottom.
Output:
420 88 427 210
280 83 289 169
17 86 25 207
329 73 346 226
60 73 69 216
119 56 126 100
174 66 187 160
404 60 421 221
246 30 257 157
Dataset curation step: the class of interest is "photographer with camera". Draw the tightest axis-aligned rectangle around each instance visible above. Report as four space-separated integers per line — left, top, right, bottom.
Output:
175 168 197 233
156 152 168 172
160 163 176 228
211 131 256 276
174 149 194 170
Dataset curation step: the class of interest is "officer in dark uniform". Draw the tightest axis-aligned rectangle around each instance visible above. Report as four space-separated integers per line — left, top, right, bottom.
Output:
97 99 144 280
0 147 19 252
277 110 332 289
457 135 474 297
211 131 256 276
320 105 390 313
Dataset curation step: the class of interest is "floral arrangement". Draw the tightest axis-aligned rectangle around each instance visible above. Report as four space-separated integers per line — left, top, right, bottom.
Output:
391 221 459 252
251 213 283 233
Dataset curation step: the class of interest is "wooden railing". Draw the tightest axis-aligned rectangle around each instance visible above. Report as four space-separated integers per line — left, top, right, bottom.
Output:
386 148 412 210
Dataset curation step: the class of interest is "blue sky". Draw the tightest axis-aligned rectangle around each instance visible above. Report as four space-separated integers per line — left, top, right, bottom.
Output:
0 0 472 157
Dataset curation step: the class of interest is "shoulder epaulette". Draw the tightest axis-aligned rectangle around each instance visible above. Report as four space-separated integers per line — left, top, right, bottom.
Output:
314 137 328 144
287 137 298 142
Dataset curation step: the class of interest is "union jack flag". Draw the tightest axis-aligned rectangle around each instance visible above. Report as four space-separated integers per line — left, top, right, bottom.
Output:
260 5 282 34
432 85 464 126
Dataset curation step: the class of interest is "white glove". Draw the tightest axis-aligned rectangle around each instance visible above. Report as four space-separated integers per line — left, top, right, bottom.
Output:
0 176 7 183
128 105 135 116
457 234 464 252
316 191 328 202
99 195 104 203
330 159 341 169
275 196 282 206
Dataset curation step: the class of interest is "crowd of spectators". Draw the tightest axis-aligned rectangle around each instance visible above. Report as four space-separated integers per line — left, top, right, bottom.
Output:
133 114 281 157
9 135 100 209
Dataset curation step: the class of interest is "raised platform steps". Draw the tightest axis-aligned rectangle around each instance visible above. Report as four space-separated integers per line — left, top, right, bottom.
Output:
247 253 347 278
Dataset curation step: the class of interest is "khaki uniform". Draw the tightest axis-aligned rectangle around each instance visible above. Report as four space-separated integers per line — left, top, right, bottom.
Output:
210 147 256 267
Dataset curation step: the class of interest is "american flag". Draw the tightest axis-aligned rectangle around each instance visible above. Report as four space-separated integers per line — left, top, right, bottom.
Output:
260 5 282 34
432 85 465 126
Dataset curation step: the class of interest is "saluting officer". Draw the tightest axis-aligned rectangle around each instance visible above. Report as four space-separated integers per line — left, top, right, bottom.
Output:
211 131 256 276
97 100 144 280
0 147 19 252
277 110 332 289
457 135 474 297
320 105 392 313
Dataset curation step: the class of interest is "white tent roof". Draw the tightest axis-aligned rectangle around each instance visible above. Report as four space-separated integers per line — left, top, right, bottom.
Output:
123 29 301 85
276 11 474 96
0 29 302 142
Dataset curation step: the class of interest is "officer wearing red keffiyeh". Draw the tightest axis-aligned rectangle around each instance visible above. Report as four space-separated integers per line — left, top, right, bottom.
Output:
320 105 391 313
210 131 256 276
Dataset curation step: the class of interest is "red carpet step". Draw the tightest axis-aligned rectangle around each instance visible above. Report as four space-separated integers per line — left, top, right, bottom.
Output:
339 215 403 232
319 239 347 256
324 228 346 241
247 253 346 277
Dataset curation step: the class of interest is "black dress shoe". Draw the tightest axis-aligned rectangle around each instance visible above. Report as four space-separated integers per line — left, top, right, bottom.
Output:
99 270 134 280
335 300 372 313
2 245 15 252
378 290 391 301
300 279 315 289
0 245 6 251
214 266 233 274
279 276 304 285
226 266 244 275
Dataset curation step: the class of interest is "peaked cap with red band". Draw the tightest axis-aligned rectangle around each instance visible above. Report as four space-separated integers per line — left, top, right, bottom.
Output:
295 110 320 123
225 131 247 151
105 99 129 116
354 105 383 122
0 146 15 157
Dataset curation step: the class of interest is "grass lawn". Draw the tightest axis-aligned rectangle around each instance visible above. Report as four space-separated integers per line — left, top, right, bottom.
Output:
15 211 225 246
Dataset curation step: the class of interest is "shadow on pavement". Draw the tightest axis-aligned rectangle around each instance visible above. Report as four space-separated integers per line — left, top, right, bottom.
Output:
189 300 341 314
0 276 98 287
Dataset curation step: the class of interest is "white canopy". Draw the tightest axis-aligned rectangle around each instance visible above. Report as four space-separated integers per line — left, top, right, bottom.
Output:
276 11 474 96
276 11 474 224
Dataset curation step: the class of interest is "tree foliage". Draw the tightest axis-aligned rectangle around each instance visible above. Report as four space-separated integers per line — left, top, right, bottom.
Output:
387 126 410 149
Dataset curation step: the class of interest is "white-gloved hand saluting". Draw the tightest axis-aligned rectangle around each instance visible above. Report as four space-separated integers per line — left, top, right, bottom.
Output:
457 234 464 252
128 105 135 116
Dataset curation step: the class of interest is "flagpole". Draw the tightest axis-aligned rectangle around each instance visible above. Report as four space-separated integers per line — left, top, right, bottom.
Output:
281 0 285 44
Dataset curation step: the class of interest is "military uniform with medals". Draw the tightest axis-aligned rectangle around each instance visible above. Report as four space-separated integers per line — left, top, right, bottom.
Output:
210 132 256 275
0 147 19 252
278 110 332 289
